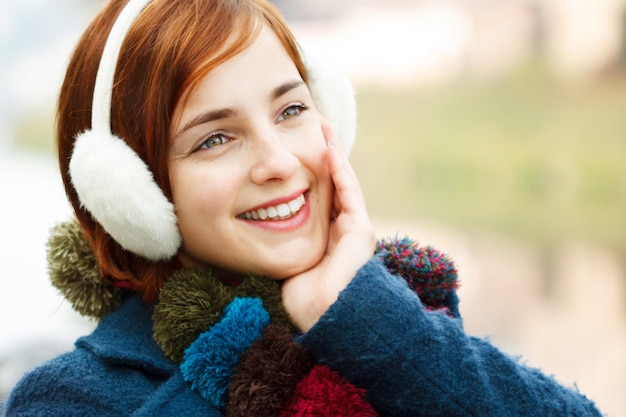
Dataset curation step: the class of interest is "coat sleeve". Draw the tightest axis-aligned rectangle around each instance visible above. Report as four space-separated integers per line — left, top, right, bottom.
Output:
298 258 603 417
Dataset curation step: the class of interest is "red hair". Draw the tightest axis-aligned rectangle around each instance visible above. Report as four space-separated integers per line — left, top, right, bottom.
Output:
57 0 308 303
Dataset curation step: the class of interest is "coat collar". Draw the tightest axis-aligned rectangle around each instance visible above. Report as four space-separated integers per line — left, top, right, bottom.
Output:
75 294 177 376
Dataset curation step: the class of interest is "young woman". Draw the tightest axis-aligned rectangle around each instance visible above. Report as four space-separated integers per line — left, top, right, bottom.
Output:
5 0 603 415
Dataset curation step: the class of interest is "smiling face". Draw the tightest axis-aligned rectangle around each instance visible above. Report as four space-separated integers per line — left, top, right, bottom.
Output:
169 25 333 279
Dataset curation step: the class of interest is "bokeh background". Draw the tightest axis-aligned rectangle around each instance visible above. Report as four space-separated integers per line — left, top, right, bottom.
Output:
1 0 625 415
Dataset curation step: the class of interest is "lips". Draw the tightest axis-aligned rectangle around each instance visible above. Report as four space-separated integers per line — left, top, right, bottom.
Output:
240 193 305 221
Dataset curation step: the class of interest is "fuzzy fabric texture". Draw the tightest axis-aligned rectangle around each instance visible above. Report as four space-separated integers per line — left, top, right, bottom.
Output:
48 219 459 324
149 236 457 416
278 365 377 417
153 270 293 363
70 129 182 260
6 254 605 416
173 286 380 415
46 217 462 416
5 295 214 416
225 325 313 417
302 45 357 154
46 218 465 416
151 239 465 416
181 297 270 408
43 220 603 416
376 236 458 313
47 219 124 318
69 0 179 261
153 268 238 363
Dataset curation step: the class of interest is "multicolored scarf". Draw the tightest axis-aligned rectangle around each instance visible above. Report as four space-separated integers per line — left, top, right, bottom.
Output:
47 220 458 416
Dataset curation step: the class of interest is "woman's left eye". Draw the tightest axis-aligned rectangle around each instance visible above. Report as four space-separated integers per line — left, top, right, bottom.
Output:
278 104 308 121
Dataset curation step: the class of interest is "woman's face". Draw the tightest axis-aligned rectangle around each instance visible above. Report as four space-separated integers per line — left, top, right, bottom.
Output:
169 25 332 279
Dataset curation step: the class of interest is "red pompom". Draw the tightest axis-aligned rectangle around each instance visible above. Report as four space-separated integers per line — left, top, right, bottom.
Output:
279 365 379 417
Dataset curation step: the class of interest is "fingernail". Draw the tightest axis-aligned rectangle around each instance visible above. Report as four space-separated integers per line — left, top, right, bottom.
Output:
327 139 336 147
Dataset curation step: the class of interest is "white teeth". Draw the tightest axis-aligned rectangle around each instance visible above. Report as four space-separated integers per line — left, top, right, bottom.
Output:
242 193 305 221
277 204 290 217
288 199 300 212
266 206 278 218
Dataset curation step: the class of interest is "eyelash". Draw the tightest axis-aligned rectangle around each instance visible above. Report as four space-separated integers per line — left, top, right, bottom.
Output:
278 103 309 121
196 130 230 152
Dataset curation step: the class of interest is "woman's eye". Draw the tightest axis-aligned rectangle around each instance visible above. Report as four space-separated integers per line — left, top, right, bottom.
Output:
197 133 230 151
278 104 308 121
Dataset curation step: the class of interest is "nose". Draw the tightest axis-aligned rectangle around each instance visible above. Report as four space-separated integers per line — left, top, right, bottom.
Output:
248 131 300 184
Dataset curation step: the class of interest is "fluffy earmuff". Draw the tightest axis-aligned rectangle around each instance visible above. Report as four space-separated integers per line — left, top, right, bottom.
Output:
69 0 357 261
303 46 357 155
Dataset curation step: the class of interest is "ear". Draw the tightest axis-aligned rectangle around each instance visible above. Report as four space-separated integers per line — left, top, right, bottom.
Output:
301 45 357 154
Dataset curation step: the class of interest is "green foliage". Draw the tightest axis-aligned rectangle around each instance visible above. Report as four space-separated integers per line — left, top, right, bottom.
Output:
352 69 626 252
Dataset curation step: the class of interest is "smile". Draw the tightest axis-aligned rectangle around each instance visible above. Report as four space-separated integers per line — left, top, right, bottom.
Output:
240 193 306 221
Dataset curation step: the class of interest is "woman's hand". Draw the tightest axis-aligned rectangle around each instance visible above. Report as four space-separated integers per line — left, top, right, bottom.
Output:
281 124 376 332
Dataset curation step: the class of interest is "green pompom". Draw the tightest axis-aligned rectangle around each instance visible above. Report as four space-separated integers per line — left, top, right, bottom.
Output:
153 270 295 363
47 219 123 319
153 268 236 363
237 276 293 330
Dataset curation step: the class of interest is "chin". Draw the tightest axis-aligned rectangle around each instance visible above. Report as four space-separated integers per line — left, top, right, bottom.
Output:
263 251 324 280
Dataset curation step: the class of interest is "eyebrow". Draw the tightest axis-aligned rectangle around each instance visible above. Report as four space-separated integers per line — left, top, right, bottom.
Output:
174 108 236 140
271 79 305 101
174 79 306 140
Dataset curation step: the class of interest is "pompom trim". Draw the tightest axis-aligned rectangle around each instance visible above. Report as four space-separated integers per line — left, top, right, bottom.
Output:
225 325 314 417
279 365 378 417
47 219 124 319
181 297 269 407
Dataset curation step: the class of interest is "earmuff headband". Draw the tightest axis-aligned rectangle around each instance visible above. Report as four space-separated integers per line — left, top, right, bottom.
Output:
92 0 153 133
69 0 181 261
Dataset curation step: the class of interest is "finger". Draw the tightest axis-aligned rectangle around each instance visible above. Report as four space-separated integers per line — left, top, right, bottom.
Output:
324 136 367 217
322 124 358 181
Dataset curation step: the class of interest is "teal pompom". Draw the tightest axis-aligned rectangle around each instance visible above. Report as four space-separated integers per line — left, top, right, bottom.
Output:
181 297 269 407
153 268 235 363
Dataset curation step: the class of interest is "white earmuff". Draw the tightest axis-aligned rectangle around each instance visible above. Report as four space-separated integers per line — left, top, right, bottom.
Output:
69 0 180 261
301 46 357 154
68 0 357 261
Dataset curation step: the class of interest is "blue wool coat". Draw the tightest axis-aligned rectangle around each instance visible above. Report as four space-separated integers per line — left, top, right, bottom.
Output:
5 258 602 416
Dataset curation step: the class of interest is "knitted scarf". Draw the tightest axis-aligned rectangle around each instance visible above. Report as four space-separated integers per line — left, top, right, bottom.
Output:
47 219 458 416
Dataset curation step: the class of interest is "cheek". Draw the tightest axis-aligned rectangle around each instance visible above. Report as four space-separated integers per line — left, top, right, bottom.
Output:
169 163 195 216
304 130 332 186
295 142 333 222
296 120 328 168
169 162 231 231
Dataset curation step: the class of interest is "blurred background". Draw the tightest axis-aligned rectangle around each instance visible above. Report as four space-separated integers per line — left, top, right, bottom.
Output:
1 0 625 415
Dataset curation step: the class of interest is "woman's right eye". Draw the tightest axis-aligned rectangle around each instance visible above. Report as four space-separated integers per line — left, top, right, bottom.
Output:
197 132 230 151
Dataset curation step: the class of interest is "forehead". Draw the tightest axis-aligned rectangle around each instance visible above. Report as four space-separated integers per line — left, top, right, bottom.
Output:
182 26 299 106
170 25 303 134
